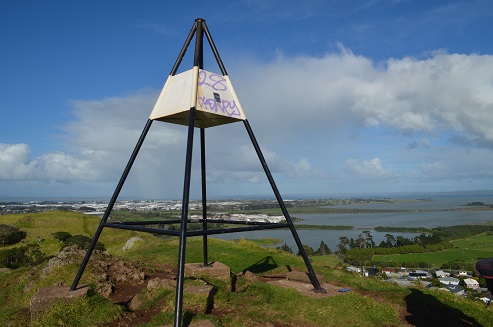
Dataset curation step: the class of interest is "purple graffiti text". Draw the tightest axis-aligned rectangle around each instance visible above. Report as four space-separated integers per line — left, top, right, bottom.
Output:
198 70 227 91
197 96 241 117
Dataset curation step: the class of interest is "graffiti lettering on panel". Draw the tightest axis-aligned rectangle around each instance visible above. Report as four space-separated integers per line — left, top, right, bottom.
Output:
198 70 241 118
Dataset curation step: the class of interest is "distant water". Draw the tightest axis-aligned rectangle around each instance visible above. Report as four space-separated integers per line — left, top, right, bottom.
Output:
212 194 493 252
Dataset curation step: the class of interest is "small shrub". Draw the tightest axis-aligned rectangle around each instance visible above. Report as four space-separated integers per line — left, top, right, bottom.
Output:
52 231 72 242
0 224 27 246
62 235 105 251
0 243 47 268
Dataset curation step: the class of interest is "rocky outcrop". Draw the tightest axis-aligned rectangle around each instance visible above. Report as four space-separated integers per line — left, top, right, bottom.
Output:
147 277 176 291
42 245 147 298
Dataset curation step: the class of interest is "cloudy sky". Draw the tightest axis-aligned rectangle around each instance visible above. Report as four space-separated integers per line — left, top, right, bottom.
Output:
1 0 493 200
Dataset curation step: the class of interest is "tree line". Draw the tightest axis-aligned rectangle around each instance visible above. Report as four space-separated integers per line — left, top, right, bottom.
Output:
276 230 455 267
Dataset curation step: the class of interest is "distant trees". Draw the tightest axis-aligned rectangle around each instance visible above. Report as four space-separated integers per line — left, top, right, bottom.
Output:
343 248 373 266
348 231 376 250
298 244 315 256
278 229 451 263
278 241 332 256
363 230 375 248
338 236 349 254
335 230 454 266
315 241 331 255
378 234 397 248
276 243 293 254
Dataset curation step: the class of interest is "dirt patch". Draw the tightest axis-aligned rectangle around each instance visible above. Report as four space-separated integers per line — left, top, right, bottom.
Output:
266 279 346 298
104 263 178 326
106 302 165 327
110 283 145 304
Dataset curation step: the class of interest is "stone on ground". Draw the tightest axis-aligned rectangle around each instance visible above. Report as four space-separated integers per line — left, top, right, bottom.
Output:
185 262 230 280
30 285 89 321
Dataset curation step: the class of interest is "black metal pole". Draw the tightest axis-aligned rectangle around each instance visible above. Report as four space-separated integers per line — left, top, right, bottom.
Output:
202 21 227 76
174 17 204 327
170 21 198 76
200 127 209 266
198 19 209 268
243 119 326 293
71 119 153 291
174 108 196 327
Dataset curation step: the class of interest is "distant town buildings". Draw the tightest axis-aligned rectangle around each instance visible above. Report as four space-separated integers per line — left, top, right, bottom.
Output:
0 200 189 215
0 199 285 224
348 266 491 303
438 277 460 286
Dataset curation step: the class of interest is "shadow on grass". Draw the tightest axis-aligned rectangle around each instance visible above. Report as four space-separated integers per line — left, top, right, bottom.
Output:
182 311 195 326
242 256 278 274
180 286 217 326
405 288 482 327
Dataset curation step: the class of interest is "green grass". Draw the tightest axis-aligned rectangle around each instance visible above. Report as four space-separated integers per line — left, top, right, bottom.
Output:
232 237 284 246
32 290 123 327
1 210 148 256
452 232 493 252
2 211 493 326
310 254 344 267
143 277 403 327
374 232 493 267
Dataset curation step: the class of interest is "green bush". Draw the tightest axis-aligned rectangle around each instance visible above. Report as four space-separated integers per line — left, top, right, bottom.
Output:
0 224 27 246
0 243 47 268
52 231 72 242
62 235 105 251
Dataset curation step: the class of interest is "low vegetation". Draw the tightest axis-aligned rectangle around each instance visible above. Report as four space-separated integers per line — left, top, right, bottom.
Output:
0 223 27 246
1 210 493 326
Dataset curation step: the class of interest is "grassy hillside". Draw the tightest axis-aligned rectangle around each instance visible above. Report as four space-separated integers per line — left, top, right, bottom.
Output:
1 211 493 326
374 232 493 267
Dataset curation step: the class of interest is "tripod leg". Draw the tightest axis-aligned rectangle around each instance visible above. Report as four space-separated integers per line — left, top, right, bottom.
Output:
71 119 153 291
243 120 326 293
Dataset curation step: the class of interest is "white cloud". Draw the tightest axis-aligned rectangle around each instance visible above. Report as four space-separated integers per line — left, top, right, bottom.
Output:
232 49 493 146
344 157 397 181
202 143 321 184
5 49 493 197
49 90 319 197
0 144 30 179
0 143 97 181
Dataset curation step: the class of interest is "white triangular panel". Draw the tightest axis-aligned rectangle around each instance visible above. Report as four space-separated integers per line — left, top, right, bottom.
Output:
149 67 246 128
149 68 195 122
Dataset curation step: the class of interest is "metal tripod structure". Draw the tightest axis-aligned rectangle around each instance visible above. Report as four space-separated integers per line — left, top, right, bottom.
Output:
70 18 326 327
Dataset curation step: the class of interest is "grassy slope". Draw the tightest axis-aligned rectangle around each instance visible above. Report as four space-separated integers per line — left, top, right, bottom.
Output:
374 232 493 267
1 211 493 326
